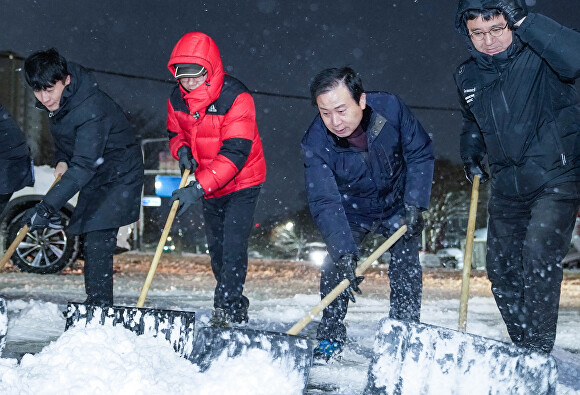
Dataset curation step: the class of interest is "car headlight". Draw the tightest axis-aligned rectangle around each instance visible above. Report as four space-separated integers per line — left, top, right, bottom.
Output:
309 250 326 266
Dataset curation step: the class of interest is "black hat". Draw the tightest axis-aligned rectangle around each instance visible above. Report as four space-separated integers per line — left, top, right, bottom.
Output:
174 64 206 79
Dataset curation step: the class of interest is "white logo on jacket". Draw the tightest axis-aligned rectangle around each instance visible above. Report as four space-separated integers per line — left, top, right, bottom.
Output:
207 104 217 113
463 87 476 104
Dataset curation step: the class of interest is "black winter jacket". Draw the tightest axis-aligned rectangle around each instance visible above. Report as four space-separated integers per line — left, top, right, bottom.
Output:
0 104 33 195
302 92 434 262
38 63 144 234
455 2 580 197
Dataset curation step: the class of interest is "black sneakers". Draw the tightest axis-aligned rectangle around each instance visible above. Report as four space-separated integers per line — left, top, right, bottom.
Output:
209 297 250 328
209 308 232 328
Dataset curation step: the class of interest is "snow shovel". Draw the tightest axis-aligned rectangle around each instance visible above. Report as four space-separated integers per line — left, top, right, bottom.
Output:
364 317 558 394
0 297 7 354
65 170 197 358
459 174 479 332
0 176 61 271
189 226 407 393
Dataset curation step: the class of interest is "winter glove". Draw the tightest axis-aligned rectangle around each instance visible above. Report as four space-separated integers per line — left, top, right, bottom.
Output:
463 158 489 184
177 146 198 175
483 0 528 29
404 205 424 239
169 181 205 216
335 254 365 303
24 202 63 233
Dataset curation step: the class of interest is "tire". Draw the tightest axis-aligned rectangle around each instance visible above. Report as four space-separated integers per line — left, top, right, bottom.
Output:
5 209 80 274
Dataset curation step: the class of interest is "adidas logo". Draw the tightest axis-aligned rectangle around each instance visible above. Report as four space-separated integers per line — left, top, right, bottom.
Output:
207 104 217 113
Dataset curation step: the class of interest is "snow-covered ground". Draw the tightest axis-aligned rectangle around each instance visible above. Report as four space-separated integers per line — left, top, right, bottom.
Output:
0 254 579 394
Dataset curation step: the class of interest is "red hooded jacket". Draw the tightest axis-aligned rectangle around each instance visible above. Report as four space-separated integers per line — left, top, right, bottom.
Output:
167 32 266 198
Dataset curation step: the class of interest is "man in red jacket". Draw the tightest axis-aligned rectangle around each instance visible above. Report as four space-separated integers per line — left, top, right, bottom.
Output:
168 32 266 327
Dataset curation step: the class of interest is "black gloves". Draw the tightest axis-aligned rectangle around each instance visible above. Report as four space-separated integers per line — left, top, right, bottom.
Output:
24 202 63 233
463 158 489 184
404 205 424 238
170 181 205 216
177 146 198 175
484 0 528 29
336 254 365 302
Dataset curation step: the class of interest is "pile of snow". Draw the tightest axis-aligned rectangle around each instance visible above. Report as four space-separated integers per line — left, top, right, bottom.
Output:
0 323 303 394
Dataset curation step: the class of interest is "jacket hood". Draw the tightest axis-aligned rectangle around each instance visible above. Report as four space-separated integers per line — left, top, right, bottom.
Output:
454 0 520 60
167 32 224 116
455 0 495 35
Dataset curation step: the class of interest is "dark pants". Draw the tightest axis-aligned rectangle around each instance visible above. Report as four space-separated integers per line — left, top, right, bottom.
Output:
82 228 119 306
487 184 580 353
317 224 423 343
202 186 261 318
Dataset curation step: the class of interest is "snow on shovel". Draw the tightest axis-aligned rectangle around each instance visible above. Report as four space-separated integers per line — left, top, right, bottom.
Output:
65 170 196 359
189 226 408 393
0 297 7 354
364 318 558 394
365 176 557 394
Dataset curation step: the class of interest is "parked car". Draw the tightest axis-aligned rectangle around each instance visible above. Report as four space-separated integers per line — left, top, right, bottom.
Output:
0 138 210 274
0 165 134 274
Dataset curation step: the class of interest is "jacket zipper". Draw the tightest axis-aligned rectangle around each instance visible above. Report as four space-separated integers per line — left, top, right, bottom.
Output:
490 93 520 195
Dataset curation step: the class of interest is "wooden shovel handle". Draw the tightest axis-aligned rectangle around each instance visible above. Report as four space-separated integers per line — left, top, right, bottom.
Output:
286 225 407 335
459 175 480 332
0 176 62 271
137 169 191 308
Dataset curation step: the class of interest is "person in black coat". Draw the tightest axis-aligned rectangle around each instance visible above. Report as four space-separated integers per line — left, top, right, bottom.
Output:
23 48 144 306
0 103 34 215
302 67 434 363
455 0 580 353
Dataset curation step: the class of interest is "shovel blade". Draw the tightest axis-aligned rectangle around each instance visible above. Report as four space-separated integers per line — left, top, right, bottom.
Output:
364 318 557 395
65 302 196 358
0 298 7 354
190 327 313 391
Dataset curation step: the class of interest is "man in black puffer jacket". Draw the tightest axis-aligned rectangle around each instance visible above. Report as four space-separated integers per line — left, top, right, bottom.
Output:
454 0 580 353
23 48 144 306
0 103 34 215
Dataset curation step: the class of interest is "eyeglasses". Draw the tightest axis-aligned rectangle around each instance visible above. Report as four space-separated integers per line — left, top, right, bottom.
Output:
468 23 509 41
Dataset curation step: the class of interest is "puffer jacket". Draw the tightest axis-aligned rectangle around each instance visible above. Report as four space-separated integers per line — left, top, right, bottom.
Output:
302 92 434 262
167 32 266 198
0 104 33 195
454 0 580 197
38 62 144 235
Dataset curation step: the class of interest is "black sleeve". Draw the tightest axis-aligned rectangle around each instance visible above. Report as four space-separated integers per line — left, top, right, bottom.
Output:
217 138 253 170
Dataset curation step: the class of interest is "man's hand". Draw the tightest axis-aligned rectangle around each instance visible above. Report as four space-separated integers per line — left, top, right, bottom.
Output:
177 146 198 175
54 162 68 179
24 202 63 233
335 254 365 302
485 0 528 29
169 181 205 216
463 158 490 184
404 205 424 238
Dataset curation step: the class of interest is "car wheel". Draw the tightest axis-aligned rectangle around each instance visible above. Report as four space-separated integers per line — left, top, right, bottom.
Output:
5 209 80 274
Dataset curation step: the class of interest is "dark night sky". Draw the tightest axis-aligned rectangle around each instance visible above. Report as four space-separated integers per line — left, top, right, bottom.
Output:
1 0 578 222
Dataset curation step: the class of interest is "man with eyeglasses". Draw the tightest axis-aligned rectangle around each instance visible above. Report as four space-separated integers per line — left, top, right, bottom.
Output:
454 0 580 354
167 32 266 327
